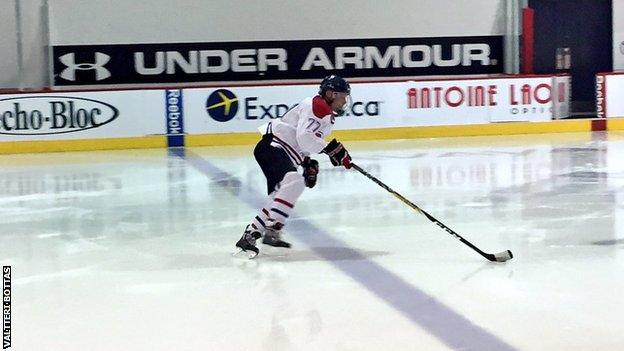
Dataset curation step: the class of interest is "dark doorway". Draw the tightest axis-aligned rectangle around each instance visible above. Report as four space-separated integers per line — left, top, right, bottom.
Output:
528 0 612 116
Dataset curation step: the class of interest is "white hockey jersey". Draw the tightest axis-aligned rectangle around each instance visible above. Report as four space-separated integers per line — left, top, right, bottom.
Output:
258 95 336 165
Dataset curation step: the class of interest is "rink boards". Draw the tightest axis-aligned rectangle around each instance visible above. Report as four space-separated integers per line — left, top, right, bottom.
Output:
0 74 622 154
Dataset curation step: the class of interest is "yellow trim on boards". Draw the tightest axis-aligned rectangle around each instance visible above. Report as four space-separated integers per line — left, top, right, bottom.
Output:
185 119 593 147
185 133 259 146
606 117 624 130
0 118 614 154
332 119 591 141
0 136 166 154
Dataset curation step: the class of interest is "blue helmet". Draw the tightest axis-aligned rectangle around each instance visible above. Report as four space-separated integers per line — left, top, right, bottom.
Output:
319 75 351 95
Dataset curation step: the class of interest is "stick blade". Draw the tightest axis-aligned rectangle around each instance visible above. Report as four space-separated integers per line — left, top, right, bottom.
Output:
492 250 513 262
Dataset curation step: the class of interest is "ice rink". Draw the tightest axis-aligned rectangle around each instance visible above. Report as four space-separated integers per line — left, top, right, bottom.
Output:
2 131 624 351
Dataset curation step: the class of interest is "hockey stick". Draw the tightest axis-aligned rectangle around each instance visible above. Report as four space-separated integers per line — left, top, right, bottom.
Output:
350 163 513 262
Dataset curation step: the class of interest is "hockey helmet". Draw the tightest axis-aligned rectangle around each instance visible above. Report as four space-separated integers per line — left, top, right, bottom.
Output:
318 75 351 95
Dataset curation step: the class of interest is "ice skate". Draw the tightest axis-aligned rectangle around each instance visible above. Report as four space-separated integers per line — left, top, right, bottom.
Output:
262 220 291 248
234 225 262 258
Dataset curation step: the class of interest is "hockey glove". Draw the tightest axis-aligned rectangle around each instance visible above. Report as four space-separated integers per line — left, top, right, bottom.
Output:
302 156 319 188
322 139 352 169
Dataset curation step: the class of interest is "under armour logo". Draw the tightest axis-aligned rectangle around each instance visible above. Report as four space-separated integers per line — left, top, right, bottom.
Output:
59 52 111 81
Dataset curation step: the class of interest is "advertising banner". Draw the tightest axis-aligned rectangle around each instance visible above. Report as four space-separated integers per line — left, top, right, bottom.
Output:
183 75 570 135
52 36 504 86
597 73 624 118
183 82 405 135
0 90 165 141
404 76 570 125
0 74 570 147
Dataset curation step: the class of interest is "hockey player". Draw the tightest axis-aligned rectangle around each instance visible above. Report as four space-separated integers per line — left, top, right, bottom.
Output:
235 75 353 258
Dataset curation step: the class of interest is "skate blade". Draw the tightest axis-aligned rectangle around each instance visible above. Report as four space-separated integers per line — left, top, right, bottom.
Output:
232 248 259 259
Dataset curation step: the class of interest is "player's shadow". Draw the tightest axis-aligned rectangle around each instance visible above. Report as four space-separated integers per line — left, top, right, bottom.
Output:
591 238 624 246
260 247 389 262
161 248 388 270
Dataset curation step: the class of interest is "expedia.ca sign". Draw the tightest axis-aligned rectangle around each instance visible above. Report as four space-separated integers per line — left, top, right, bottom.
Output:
206 89 239 122
0 96 119 135
205 89 297 122
204 89 382 122
52 36 503 86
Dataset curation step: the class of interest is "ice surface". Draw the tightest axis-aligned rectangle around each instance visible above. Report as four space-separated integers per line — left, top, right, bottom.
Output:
2 132 624 350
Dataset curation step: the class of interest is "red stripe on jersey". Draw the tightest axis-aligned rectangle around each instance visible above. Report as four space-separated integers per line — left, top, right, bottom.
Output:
262 208 270 216
274 198 294 208
312 95 332 118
